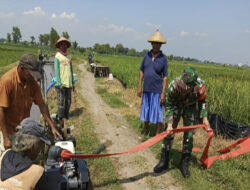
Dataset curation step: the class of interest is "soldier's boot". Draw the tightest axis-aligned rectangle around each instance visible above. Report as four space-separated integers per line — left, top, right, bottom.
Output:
180 153 191 178
154 148 170 173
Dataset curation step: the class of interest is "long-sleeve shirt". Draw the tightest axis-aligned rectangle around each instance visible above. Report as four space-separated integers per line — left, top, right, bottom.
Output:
165 76 208 123
54 52 74 88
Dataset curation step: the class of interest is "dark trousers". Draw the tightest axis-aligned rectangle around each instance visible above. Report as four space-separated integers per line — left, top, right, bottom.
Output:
56 87 72 119
164 103 202 154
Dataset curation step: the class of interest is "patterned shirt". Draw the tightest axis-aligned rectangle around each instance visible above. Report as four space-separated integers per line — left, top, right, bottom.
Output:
165 76 208 121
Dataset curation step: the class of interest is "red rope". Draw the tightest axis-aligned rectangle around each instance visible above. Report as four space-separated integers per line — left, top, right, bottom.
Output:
61 124 250 168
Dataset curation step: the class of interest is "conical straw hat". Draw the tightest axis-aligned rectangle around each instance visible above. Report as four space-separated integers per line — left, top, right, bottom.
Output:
55 36 71 48
148 30 166 44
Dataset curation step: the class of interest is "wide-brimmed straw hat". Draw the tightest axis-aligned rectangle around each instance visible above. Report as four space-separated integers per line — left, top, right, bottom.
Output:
55 36 71 48
148 30 166 44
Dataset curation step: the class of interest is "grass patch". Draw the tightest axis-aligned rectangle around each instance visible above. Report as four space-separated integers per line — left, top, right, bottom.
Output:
171 152 250 190
0 61 19 77
105 100 250 190
125 115 250 190
125 115 144 134
95 54 250 126
0 44 39 67
96 87 128 108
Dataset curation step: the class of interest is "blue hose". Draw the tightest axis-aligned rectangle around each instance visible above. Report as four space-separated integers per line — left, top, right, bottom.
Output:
46 77 77 94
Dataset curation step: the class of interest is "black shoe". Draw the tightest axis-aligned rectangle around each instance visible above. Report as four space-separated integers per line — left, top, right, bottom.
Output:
180 153 191 178
154 148 169 173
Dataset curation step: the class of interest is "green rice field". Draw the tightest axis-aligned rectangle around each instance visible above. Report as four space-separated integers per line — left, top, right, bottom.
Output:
94 54 250 126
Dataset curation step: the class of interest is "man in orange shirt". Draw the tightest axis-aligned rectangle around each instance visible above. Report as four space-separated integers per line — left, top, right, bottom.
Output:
0 53 62 155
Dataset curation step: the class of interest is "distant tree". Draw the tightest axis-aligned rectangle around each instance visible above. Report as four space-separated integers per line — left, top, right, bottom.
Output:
122 48 129 55
30 36 35 45
103 44 111 54
0 38 5 43
168 54 174 61
39 34 44 46
93 43 100 53
39 34 50 46
140 49 149 56
12 26 22 43
43 34 50 46
93 43 112 54
49 27 59 48
110 47 115 54
115 43 124 54
78 47 86 54
72 40 78 50
128 48 136 56
62 32 70 39
7 33 11 43
22 41 29 47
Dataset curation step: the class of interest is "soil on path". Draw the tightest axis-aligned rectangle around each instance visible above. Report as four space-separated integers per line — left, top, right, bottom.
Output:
79 63 181 190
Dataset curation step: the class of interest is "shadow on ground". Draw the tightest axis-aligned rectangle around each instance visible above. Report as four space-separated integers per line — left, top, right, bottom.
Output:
69 107 85 118
93 170 169 188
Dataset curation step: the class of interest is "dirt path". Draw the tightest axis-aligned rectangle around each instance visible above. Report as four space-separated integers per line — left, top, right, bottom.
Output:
79 63 181 190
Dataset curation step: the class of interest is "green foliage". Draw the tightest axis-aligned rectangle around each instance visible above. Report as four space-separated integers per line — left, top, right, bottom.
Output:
62 31 70 39
78 47 86 54
95 54 142 87
30 36 35 45
92 43 148 56
94 43 111 54
72 41 78 50
7 33 11 43
49 27 59 48
96 54 250 126
171 152 250 190
0 44 39 74
96 86 128 108
12 26 22 43
39 34 50 47
127 48 137 56
115 43 126 54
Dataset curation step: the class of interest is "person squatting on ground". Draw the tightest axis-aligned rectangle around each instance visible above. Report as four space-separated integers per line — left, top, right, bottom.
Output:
54 37 75 123
138 30 168 135
0 118 51 189
154 67 210 178
0 53 62 156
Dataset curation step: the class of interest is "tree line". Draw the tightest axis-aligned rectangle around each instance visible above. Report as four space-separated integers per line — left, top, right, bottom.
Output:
1 26 78 50
1 26 221 64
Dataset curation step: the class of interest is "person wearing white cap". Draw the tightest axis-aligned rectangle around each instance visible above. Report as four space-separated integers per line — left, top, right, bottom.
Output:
137 30 168 135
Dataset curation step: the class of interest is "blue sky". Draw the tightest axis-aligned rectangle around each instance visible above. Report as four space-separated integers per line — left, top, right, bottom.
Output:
0 0 250 65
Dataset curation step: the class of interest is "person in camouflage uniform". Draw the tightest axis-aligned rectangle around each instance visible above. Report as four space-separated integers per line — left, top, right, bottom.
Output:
154 67 210 178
